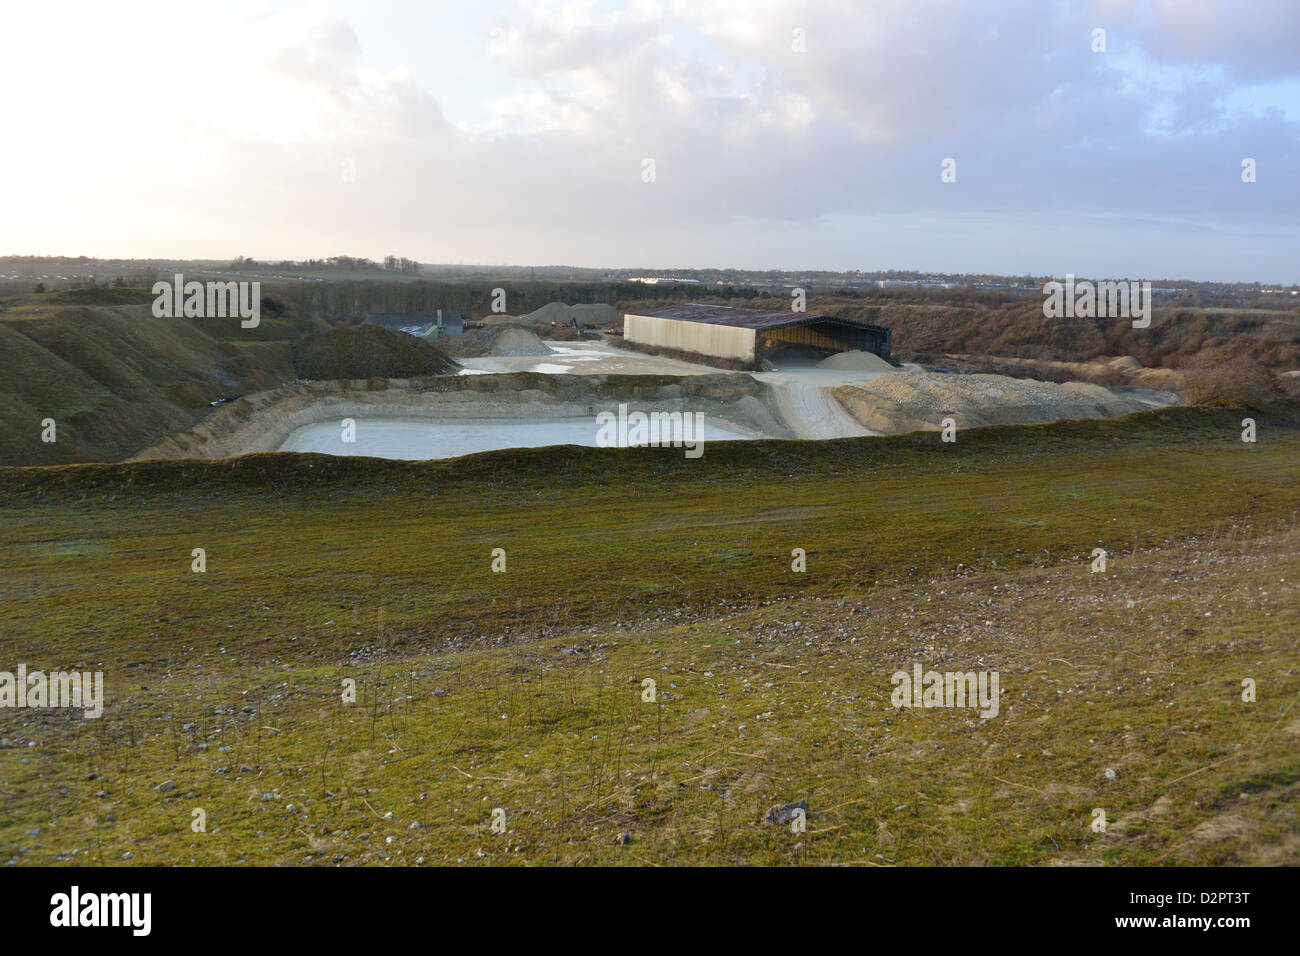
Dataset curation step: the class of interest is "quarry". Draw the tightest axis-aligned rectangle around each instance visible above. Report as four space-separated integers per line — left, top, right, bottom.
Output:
133 327 1176 461
0 289 1196 468
8 0 1300 885
6 291 1289 469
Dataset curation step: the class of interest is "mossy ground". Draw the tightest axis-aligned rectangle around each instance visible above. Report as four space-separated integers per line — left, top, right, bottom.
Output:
0 406 1296 865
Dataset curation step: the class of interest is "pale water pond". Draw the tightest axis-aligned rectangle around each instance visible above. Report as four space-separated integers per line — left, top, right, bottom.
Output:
278 417 755 460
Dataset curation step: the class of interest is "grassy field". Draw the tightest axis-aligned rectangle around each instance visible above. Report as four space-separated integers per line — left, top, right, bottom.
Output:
0 405 1297 865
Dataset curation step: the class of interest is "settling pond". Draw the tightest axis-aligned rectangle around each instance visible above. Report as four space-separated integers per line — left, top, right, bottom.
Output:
278 416 756 461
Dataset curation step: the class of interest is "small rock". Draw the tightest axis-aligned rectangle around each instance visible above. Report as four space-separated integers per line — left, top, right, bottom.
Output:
763 800 808 825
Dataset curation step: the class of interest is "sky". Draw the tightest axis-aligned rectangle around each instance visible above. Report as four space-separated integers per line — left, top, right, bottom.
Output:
1 0 1297 281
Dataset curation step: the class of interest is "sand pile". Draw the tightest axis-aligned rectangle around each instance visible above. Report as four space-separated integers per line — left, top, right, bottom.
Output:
441 327 553 358
860 371 1117 411
818 350 895 371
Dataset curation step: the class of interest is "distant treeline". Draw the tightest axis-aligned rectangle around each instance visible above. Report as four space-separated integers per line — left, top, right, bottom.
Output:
260 279 778 321
230 255 420 274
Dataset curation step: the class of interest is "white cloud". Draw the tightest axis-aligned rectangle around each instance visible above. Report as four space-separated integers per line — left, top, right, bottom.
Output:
0 0 1295 280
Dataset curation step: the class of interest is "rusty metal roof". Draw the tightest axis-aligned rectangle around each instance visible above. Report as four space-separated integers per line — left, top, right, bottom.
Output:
631 303 886 332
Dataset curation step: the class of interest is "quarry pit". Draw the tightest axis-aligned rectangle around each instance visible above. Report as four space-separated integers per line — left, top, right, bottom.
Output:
133 335 1178 462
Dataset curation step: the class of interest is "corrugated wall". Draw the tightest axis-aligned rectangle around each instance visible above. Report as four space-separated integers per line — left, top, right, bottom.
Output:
623 313 757 361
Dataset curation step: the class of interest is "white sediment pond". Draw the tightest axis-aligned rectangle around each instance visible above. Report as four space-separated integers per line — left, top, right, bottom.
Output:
278 416 756 460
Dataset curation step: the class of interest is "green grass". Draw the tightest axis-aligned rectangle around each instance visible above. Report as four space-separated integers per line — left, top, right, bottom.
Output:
0 406 1297 865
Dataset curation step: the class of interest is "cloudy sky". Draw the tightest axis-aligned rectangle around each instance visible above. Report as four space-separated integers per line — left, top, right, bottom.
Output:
2 0 1297 281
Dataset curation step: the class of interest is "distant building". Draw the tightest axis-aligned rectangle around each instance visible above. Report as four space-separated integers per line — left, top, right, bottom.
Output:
622 303 891 365
364 310 464 337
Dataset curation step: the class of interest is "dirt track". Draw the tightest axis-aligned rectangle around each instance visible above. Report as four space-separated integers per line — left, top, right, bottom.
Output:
766 380 880 438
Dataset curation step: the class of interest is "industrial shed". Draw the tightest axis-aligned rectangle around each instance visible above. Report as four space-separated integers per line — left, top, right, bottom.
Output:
622 303 891 366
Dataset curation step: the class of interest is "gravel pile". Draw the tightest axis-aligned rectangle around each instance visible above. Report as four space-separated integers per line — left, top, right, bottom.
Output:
859 372 1120 412
522 302 574 324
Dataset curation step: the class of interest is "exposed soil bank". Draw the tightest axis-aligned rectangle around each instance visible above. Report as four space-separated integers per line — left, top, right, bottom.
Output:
133 372 787 460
